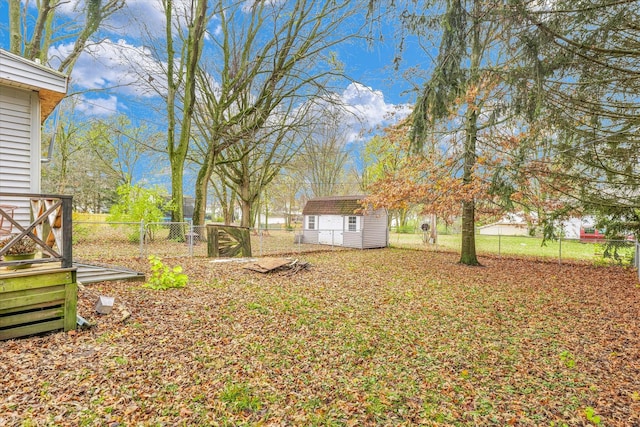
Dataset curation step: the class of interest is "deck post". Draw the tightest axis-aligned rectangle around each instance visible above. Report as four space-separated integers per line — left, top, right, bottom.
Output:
61 195 73 268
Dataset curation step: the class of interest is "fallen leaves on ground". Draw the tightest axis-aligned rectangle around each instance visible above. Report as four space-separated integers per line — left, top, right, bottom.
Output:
1 249 639 426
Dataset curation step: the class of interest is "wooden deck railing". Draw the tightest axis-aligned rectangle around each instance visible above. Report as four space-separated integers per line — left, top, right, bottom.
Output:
0 193 73 269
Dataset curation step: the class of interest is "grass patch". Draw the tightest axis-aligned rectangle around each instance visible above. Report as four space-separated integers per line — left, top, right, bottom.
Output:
390 232 636 264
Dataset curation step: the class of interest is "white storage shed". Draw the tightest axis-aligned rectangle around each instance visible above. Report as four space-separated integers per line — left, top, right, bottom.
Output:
301 195 388 249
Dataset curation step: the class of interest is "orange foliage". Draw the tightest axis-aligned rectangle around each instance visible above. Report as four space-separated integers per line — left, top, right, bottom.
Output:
365 118 576 224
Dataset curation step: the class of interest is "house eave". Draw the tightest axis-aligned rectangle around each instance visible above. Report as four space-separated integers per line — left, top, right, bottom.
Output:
0 49 68 122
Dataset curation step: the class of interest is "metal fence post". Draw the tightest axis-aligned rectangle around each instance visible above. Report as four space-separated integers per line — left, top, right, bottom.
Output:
188 220 194 257
254 226 262 256
636 241 640 281
139 220 145 258
558 236 562 265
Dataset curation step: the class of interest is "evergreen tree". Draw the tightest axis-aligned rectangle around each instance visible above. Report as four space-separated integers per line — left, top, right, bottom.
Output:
511 0 640 236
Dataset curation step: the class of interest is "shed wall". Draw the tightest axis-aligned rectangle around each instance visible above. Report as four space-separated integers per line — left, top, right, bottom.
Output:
301 209 388 249
302 229 318 244
343 232 363 249
362 208 388 248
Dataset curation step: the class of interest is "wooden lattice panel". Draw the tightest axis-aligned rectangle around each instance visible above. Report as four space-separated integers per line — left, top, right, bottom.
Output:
206 225 252 258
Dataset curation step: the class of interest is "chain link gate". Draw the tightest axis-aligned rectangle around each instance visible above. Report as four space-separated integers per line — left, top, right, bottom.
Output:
142 221 207 258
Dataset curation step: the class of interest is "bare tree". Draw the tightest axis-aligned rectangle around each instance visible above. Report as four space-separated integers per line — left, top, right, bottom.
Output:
214 116 302 228
8 0 125 74
297 110 352 198
190 0 364 226
158 0 209 231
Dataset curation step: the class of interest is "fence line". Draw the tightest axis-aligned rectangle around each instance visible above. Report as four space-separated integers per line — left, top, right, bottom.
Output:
390 232 638 266
72 221 639 270
73 221 348 260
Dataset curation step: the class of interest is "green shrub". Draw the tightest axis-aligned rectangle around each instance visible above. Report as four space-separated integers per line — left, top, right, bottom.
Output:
143 255 188 290
108 184 174 242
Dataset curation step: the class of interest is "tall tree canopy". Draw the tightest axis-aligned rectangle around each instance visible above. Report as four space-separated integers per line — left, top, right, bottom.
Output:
9 0 125 74
190 0 363 226
368 0 533 265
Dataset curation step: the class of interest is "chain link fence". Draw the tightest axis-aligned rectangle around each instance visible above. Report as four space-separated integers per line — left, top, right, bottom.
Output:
73 221 349 260
73 221 639 274
390 232 638 266
74 221 143 261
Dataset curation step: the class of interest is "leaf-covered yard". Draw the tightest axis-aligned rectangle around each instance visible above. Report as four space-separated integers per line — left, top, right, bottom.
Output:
1 249 639 426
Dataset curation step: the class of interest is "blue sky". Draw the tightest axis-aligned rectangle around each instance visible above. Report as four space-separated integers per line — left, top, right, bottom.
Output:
0 1 420 116
0 1 426 189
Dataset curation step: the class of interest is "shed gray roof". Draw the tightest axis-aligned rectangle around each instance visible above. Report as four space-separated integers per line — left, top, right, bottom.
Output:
302 195 366 216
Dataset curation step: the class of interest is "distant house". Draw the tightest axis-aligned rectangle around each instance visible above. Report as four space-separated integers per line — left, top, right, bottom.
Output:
478 213 532 236
0 49 68 224
301 195 388 249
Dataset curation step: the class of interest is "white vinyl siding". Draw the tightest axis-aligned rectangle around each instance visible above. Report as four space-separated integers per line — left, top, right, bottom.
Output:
301 197 388 249
1 49 66 229
0 86 38 224
362 211 388 248
0 86 34 192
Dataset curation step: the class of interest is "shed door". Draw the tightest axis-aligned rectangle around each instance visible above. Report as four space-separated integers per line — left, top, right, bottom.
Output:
318 215 343 246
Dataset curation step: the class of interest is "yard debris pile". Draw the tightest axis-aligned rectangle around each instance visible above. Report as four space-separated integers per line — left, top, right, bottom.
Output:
243 257 310 275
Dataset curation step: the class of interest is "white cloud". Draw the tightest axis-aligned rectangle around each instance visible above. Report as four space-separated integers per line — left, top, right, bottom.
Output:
115 0 221 40
50 39 166 99
115 0 167 35
75 95 119 116
339 82 412 141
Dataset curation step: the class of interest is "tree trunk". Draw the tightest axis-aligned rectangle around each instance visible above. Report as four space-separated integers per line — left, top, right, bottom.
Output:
193 153 215 226
224 198 234 225
264 202 269 231
168 159 185 240
166 0 207 240
9 0 20 54
240 199 251 228
459 106 479 265
193 169 208 228
459 199 478 265
430 213 438 244
458 7 482 266
399 208 408 228
239 172 252 227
